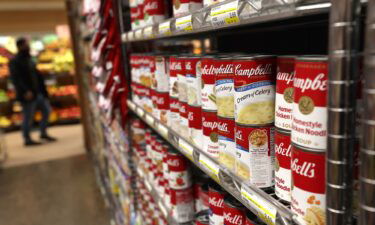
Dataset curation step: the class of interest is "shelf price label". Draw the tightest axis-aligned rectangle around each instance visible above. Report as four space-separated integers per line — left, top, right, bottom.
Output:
240 185 277 225
145 114 154 125
176 15 193 32
127 31 134 41
135 29 143 39
199 154 220 182
210 0 240 27
159 21 171 35
136 107 145 117
178 138 194 160
144 26 154 38
157 123 168 137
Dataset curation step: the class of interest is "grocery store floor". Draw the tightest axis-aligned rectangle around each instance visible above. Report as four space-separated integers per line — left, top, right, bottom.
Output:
0 125 111 225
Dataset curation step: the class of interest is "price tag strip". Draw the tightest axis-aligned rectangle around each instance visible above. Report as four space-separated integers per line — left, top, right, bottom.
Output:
159 21 171 35
157 123 169 138
210 0 240 27
145 114 155 125
144 26 154 38
178 138 194 160
136 107 145 117
176 15 193 32
240 185 277 225
199 154 220 182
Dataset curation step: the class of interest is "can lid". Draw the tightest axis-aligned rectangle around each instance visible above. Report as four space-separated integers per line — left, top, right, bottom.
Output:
195 209 210 224
297 55 328 61
235 54 276 60
224 196 246 209
291 142 326 153
275 127 291 135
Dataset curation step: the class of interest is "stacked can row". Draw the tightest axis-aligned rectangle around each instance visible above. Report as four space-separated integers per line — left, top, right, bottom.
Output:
131 118 267 224
129 53 329 225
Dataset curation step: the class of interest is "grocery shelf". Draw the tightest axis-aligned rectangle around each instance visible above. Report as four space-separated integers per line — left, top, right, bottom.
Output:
123 0 330 42
127 100 299 225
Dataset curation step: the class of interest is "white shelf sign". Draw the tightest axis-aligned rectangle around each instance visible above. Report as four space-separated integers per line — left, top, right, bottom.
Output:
157 123 168 137
176 15 193 32
127 31 134 41
136 107 145 117
135 29 143 39
144 26 153 38
210 0 240 27
199 154 220 181
240 185 277 225
159 21 171 35
145 114 155 125
178 138 194 159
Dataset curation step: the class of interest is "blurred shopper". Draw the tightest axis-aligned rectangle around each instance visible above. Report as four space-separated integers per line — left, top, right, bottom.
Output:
9 38 57 146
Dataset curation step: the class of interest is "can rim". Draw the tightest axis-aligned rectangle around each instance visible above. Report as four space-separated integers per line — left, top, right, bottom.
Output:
235 122 275 127
296 55 328 61
276 127 291 135
291 142 326 153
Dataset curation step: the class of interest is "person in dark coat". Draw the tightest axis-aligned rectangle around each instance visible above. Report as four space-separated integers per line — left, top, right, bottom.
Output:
9 38 56 146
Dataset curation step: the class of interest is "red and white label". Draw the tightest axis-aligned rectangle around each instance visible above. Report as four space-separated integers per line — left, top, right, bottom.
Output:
234 56 276 125
235 124 275 188
202 110 219 158
177 59 187 103
275 56 295 130
155 55 169 92
169 97 180 131
144 0 166 16
188 105 203 148
186 58 202 106
201 57 217 111
275 129 292 202
179 101 189 138
218 116 236 170
215 58 235 118
156 91 169 124
173 0 190 17
209 188 225 225
169 57 182 98
151 89 160 118
170 187 195 223
167 152 192 189
291 146 326 225
292 59 328 150
223 201 246 225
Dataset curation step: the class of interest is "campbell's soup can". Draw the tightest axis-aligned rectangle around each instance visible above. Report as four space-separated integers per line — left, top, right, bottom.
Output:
195 210 210 225
188 105 203 148
235 123 275 188
186 56 202 106
198 183 210 210
275 56 295 130
179 101 189 138
218 116 236 170
167 149 192 189
169 97 180 131
162 144 170 183
143 0 167 25
170 187 195 223
202 110 219 158
292 56 328 150
177 57 187 103
154 138 165 171
173 0 190 17
215 57 235 118
151 88 159 118
201 56 217 111
169 56 181 99
275 128 292 203
233 55 276 125
156 91 169 124
291 144 326 225
209 183 226 225
155 55 169 92
223 197 246 225
136 0 145 27
190 0 203 12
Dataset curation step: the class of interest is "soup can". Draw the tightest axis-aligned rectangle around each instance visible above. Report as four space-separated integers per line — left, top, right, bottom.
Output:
291 56 328 150
209 182 226 225
235 123 275 188
223 197 246 225
202 110 219 158
218 116 236 170
201 56 217 111
275 128 292 203
233 55 276 125
275 56 295 130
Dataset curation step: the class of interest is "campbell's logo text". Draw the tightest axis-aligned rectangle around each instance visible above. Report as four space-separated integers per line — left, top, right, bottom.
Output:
167 158 180 167
291 158 315 178
202 119 218 130
223 212 243 224
235 64 273 78
218 121 229 132
294 73 327 93
209 196 224 208
277 70 294 84
170 62 182 71
275 142 291 157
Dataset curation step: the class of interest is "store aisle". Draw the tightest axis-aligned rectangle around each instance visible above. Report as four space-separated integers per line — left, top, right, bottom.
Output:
3 124 85 168
0 155 111 225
